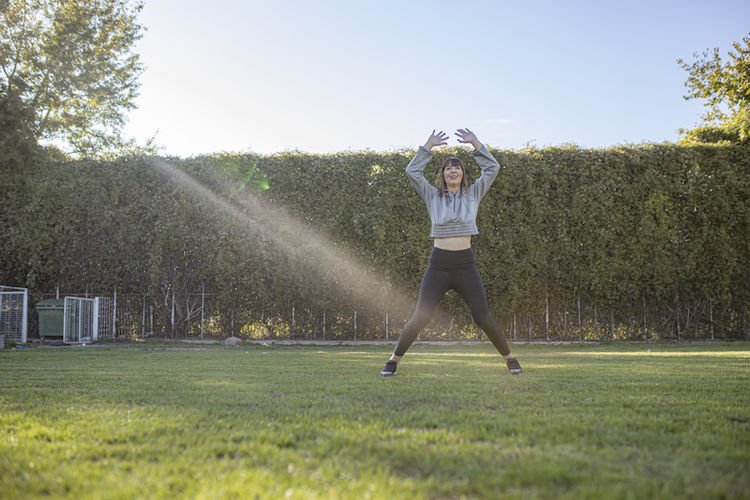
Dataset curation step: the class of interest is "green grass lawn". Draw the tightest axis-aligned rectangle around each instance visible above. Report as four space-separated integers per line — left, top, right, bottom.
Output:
1 342 749 499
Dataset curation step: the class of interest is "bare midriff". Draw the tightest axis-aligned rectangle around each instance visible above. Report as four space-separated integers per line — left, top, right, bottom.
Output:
433 236 472 251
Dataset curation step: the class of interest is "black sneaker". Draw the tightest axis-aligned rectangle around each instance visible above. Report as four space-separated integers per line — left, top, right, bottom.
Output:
506 357 523 375
380 360 397 377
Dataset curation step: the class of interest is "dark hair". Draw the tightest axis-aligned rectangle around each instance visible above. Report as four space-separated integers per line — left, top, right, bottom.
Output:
434 157 469 196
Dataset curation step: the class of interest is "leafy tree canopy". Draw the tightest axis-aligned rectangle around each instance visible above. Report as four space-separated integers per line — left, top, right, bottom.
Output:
0 0 147 157
678 33 750 144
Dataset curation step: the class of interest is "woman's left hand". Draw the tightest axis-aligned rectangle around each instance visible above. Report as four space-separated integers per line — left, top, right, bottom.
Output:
455 128 481 149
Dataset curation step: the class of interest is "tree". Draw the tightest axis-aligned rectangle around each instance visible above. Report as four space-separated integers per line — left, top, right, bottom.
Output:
0 81 36 162
678 33 750 144
0 0 145 157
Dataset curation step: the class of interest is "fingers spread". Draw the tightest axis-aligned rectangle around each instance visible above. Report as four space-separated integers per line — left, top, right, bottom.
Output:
429 129 473 145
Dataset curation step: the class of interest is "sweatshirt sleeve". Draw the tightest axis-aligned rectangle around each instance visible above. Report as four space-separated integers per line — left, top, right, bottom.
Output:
405 146 437 202
470 144 501 200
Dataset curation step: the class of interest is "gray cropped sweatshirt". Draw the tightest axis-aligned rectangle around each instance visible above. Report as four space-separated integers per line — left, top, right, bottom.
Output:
406 144 501 238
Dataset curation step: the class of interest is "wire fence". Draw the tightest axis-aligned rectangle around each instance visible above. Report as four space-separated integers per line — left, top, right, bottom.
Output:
0 286 28 343
22 289 749 342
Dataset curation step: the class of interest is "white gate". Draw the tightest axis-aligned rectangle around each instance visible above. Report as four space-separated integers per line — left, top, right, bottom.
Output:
95 297 114 340
63 296 115 343
63 297 95 344
0 286 28 343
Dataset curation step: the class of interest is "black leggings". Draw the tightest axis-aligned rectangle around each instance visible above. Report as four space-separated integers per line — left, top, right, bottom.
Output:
394 247 511 357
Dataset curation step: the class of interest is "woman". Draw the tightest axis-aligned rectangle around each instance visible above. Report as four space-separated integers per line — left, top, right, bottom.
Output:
380 129 522 377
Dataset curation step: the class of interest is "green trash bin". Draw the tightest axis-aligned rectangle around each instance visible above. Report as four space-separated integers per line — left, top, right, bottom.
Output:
37 299 65 339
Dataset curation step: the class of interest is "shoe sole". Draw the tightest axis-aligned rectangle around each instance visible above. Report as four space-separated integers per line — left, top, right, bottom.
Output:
509 369 523 375
380 371 396 376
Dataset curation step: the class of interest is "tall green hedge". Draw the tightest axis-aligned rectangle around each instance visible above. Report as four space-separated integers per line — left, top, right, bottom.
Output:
2 143 748 340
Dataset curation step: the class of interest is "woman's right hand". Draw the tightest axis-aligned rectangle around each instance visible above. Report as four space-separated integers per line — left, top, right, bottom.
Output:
424 130 448 151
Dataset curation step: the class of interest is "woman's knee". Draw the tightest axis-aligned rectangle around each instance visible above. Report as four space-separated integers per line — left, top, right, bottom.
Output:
406 311 431 332
472 312 496 331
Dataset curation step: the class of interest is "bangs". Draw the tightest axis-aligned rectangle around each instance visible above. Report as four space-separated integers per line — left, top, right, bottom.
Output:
444 157 463 169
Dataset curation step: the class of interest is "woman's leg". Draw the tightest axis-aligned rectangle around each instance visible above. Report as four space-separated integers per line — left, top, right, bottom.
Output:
453 266 512 357
392 267 451 357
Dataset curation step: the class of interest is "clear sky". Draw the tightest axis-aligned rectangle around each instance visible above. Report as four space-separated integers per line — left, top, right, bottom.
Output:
123 0 749 156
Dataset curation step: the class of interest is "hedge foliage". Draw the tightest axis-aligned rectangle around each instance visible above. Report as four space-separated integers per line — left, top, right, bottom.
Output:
2 142 748 339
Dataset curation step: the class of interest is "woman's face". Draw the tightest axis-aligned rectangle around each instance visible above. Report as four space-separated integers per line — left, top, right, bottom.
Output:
443 162 463 187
